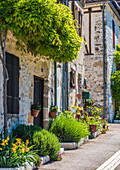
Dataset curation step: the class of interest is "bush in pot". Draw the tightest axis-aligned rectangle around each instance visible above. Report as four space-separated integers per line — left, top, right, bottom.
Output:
49 114 90 143
33 130 60 160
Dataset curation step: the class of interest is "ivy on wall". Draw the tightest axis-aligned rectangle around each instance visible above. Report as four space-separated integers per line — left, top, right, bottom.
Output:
111 45 120 107
0 0 83 63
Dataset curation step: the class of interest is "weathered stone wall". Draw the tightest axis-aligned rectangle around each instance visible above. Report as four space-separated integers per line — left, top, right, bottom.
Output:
84 4 120 121
0 31 54 132
105 6 120 122
84 11 104 108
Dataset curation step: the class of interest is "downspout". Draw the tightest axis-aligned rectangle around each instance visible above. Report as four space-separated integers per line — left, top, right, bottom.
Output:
62 63 65 112
54 61 57 106
102 2 106 119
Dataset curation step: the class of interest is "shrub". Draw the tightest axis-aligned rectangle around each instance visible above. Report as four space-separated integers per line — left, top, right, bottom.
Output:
33 130 60 160
12 124 42 146
49 114 90 143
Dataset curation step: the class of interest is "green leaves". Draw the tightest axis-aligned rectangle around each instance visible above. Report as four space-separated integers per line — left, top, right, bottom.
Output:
0 0 83 62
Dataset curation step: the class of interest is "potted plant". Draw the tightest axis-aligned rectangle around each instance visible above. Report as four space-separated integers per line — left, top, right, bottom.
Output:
31 103 41 117
49 106 58 118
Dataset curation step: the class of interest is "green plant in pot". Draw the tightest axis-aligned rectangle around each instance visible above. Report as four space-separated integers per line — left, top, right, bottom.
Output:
31 103 41 117
49 106 58 118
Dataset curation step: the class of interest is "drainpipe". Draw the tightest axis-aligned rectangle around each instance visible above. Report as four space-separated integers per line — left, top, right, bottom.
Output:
102 2 106 119
54 61 57 106
62 63 65 112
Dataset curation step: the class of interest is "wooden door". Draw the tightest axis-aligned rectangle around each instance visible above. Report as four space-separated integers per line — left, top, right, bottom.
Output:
34 76 44 128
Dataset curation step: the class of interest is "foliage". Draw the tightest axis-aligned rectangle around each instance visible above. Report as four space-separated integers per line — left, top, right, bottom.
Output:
114 44 120 64
85 99 94 107
50 106 58 113
0 136 41 169
87 105 102 118
115 110 120 120
64 110 74 118
83 111 90 122
33 129 60 160
49 114 90 143
5 0 83 63
111 70 120 106
12 124 42 146
31 103 41 110
111 44 120 107
0 0 19 31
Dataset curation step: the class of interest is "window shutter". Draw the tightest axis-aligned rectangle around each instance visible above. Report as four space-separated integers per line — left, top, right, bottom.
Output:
6 53 19 114
112 20 115 49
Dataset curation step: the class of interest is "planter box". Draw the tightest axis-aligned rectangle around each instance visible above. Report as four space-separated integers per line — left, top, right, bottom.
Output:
82 91 91 99
60 142 78 150
41 155 50 165
114 120 120 123
78 136 89 148
0 162 34 170
59 148 64 154
89 130 100 139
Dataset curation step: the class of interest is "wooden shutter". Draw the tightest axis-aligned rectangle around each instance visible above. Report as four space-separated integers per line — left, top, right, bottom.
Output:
78 11 82 36
6 53 19 114
112 20 115 49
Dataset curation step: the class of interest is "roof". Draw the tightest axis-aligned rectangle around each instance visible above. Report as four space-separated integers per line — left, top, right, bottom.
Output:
85 0 120 15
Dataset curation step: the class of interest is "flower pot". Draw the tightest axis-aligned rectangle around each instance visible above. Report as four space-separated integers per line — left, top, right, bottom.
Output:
31 109 40 117
49 111 56 118
77 94 82 99
89 124 97 133
76 115 80 119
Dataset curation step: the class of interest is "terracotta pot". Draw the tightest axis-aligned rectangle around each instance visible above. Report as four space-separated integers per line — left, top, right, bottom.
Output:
49 111 56 118
31 109 40 117
89 124 97 133
77 94 82 99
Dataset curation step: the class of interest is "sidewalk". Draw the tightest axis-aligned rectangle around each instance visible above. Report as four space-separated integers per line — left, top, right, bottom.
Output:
40 124 120 170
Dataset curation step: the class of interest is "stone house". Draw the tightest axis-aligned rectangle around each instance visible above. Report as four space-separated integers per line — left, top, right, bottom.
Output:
0 0 85 133
83 0 120 122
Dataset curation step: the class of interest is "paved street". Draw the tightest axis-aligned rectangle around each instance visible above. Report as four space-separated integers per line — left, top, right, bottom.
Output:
40 124 120 170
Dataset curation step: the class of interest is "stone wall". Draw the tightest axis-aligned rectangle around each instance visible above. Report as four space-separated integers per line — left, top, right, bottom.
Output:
0 31 54 133
105 6 120 122
84 11 104 108
84 4 120 121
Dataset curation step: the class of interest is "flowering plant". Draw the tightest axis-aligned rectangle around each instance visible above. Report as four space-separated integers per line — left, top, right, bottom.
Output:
0 137 41 168
56 152 62 161
50 106 58 113
31 103 41 110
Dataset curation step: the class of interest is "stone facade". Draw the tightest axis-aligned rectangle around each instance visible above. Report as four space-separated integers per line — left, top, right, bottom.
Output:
0 31 54 133
0 1 85 133
84 3 120 121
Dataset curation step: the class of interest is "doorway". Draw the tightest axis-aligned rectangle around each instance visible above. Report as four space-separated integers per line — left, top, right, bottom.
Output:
34 76 44 128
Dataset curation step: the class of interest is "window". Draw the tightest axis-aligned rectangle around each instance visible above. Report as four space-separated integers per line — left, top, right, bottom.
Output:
6 53 19 114
112 20 115 49
70 70 76 88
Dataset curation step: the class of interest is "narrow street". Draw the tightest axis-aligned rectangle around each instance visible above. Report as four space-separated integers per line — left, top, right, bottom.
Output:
40 124 120 170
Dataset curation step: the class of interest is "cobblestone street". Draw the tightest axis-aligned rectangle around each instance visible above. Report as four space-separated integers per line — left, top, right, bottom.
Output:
40 124 120 170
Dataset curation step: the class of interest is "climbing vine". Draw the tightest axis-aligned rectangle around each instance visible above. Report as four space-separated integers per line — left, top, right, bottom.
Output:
111 45 120 107
13 0 83 62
